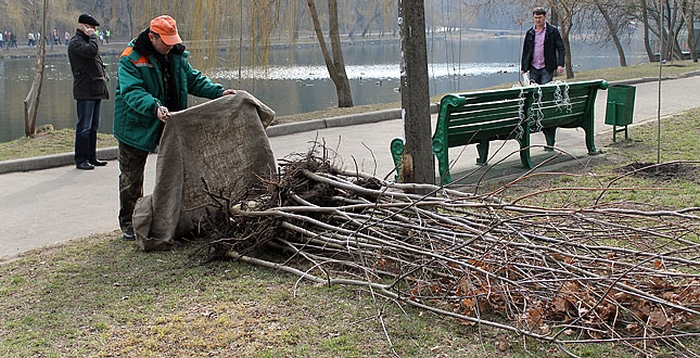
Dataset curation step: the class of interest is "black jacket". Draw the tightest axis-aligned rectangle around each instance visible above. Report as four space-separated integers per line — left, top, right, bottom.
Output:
520 22 565 74
67 29 109 100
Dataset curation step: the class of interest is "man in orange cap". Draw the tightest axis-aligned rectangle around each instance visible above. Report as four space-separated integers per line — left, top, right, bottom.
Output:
113 15 236 241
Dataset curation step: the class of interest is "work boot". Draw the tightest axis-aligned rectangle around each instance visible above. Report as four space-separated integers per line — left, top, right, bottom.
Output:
123 228 135 241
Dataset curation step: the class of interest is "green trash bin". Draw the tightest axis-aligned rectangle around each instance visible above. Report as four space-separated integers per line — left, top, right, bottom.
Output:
605 84 636 142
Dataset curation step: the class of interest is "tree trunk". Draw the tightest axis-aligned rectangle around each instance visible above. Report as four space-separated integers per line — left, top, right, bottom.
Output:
125 0 134 39
327 0 353 107
688 13 698 62
640 0 656 61
349 2 365 40
398 0 433 185
594 0 627 67
361 6 382 38
560 25 575 79
306 0 354 108
546 2 575 78
24 0 48 138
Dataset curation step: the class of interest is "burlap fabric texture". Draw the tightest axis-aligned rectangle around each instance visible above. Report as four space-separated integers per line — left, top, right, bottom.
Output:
133 91 276 251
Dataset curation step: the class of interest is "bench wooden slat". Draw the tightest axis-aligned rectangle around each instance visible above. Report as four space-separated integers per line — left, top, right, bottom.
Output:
449 111 522 127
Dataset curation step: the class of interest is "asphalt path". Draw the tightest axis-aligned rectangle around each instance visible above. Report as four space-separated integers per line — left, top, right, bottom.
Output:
1 75 699 259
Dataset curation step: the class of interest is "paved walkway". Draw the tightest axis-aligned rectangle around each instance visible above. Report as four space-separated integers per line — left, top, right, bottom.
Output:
2 76 699 259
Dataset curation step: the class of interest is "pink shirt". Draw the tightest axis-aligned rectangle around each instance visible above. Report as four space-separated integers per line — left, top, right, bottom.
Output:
532 24 546 70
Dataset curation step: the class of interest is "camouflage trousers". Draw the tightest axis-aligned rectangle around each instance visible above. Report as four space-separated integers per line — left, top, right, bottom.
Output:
118 142 149 233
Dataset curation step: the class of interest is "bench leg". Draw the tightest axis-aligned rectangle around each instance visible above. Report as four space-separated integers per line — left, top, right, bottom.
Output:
519 147 533 169
390 138 405 181
431 138 452 184
543 128 556 152
476 141 489 166
518 130 533 169
435 151 452 184
585 128 597 154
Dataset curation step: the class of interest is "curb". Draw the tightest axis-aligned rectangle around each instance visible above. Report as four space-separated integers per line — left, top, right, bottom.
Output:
0 147 119 174
0 74 693 175
0 103 437 175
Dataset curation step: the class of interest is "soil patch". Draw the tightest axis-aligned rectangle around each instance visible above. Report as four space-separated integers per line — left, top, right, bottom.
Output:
613 162 700 182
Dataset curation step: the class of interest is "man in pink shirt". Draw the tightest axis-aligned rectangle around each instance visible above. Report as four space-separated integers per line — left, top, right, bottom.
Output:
520 7 565 84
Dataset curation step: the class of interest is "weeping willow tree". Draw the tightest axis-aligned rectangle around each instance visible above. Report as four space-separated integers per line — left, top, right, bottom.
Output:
91 2 282 83
100 0 398 109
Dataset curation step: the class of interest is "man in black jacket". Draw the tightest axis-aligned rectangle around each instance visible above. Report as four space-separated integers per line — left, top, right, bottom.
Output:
68 14 109 170
520 7 565 85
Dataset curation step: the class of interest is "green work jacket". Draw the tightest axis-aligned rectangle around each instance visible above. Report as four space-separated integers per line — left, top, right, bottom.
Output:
113 36 224 152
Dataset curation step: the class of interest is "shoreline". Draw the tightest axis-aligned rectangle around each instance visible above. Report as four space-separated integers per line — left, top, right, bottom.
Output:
0 30 521 60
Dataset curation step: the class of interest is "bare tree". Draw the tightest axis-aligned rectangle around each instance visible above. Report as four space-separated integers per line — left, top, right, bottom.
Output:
635 0 690 62
361 3 384 38
24 0 48 137
640 0 656 60
306 0 353 107
545 0 577 79
679 0 698 62
348 1 366 40
590 0 629 66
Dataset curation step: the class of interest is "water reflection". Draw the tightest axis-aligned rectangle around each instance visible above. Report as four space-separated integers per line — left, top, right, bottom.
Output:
0 37 645 143
214 62 516 81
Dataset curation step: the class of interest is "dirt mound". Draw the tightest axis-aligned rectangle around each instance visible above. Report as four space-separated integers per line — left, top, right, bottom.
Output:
614 162 700 182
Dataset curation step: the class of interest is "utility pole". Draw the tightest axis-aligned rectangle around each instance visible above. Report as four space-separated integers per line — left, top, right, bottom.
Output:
398 0 433 185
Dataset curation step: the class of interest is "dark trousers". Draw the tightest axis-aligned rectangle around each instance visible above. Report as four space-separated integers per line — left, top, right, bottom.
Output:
529 67 554 85
118 142 149 232
74 99 102 164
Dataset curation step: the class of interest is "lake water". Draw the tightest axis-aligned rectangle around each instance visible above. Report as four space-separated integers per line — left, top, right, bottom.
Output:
0 35 646 143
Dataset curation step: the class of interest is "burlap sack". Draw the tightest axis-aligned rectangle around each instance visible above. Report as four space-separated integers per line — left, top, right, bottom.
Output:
133 91 277 251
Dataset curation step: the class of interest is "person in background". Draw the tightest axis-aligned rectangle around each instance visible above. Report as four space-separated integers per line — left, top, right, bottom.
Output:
520 7 565 85
52 28 60 45
67 13 110 170
113 15 236 241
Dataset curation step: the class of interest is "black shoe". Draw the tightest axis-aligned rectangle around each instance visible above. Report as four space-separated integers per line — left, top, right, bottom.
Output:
123 229 135 241
76 162 95 170
89 159 108 166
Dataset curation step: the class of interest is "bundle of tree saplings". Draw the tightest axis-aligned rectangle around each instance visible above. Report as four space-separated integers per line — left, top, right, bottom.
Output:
197 152 700 357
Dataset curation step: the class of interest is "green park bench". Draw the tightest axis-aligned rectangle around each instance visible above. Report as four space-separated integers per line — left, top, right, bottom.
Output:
390 79 609 184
